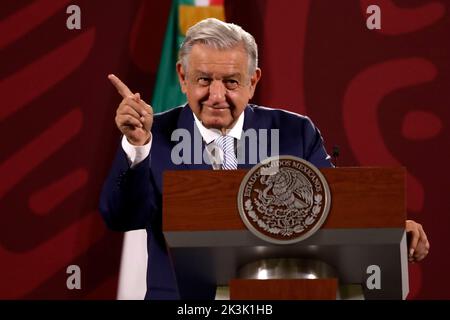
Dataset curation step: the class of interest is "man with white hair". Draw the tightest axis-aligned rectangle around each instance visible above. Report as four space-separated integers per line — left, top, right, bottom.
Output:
100 18 429 299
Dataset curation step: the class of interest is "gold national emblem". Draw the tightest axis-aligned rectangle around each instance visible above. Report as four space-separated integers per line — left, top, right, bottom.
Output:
237 156 331 244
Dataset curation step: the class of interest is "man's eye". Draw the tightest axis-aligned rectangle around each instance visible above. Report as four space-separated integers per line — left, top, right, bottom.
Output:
198 78 211 86
224 80 238 90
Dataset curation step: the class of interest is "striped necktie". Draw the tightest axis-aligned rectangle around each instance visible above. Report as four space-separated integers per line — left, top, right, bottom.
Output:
215 135 237 170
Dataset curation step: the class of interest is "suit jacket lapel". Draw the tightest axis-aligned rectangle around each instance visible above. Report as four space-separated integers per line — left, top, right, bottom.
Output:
238 105 262 169
176 105 211 170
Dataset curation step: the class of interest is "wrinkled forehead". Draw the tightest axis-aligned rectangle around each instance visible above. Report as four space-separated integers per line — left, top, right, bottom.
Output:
186 44 249 76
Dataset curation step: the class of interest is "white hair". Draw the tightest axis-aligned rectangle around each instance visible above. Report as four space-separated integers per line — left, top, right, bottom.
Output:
178 18 258 75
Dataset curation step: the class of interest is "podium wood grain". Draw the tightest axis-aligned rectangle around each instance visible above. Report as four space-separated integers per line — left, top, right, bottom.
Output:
163 167 406 231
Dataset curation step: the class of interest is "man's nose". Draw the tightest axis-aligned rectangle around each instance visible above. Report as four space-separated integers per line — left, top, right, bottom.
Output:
208 80 226 103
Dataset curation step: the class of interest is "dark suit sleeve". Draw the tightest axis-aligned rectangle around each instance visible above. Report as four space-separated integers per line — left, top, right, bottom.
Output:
302 117 333 168
98 146 159 231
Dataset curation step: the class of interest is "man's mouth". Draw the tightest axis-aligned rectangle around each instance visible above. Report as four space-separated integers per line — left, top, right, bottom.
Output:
204 104 230 111
206 106 230 112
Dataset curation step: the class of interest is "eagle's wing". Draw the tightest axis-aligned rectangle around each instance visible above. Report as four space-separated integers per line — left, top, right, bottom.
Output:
289 169 313 206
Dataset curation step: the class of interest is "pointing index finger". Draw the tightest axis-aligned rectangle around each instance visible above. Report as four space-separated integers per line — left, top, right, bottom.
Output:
108 74 133 98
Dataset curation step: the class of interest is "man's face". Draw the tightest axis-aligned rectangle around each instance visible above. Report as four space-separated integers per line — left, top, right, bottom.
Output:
177 44 261 132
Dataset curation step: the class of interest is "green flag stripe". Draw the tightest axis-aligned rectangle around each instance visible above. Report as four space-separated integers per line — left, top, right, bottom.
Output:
151 0 186 113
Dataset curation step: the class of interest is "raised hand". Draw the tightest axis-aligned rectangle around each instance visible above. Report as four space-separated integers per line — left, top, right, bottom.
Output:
108 74 153 146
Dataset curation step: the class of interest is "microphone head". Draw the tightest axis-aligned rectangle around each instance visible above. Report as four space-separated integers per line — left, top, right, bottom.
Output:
332 145 340 158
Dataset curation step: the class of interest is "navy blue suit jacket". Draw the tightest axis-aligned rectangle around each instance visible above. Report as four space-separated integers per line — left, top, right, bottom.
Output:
99 104 332 299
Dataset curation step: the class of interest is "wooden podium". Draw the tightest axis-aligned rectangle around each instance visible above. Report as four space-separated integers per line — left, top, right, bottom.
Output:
162 167 409 300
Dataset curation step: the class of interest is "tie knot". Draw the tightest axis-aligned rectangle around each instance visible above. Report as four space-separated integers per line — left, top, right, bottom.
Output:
215 135 233 148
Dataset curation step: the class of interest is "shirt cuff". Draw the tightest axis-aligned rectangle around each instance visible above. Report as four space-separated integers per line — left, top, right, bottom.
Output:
121 135 152 168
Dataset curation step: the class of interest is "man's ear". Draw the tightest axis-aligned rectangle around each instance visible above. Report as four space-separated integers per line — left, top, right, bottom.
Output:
176 62 188 94
248 68 262 99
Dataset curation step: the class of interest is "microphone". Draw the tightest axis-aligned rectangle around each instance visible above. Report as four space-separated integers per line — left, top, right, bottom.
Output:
332 145 340 167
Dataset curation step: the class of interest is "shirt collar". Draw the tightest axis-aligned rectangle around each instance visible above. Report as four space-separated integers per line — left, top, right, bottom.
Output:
193 109 245 144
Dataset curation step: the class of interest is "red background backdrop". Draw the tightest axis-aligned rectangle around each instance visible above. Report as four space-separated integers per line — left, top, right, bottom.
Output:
0 0 448 299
